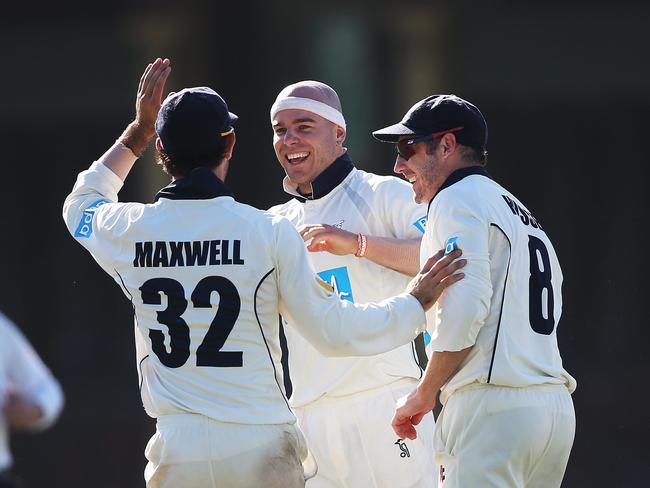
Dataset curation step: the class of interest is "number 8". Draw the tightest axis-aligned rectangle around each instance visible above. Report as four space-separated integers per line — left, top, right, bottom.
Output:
528 235 555 335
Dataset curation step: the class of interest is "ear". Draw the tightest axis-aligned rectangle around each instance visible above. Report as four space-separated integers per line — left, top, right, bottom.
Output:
223 132 236 160
439 132 458 157
335 125 346 145
155 138 163 152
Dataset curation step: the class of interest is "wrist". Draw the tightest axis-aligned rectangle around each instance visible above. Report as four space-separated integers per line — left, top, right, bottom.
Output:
415 382 438 401
354 233 367 258
119 121 155 157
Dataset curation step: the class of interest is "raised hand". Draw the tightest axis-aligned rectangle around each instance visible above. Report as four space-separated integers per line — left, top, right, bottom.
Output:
135 58 172 136
121 58 172 157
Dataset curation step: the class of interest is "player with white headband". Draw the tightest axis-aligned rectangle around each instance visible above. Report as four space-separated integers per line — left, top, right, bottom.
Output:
269 81 437 487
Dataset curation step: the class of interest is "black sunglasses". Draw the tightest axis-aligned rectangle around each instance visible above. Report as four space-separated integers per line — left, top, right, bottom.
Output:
395 126 464 160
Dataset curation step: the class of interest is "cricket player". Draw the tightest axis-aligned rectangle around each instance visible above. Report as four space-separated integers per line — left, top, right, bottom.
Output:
0 312 64 488
269 81 436 487
373 94 576 487
62 59 465 488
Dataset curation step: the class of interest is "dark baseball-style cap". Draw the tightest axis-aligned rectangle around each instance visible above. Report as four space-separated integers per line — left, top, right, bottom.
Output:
372 94 487 150
155 87 238 162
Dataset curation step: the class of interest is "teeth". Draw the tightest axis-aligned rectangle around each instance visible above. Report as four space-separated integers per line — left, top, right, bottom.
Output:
287 152 309 160
407 176 417 183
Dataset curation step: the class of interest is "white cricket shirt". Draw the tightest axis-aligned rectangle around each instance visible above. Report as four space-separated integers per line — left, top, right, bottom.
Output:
0 313 64 470
62 145 426 425
270 154 429 407
420 167 576 404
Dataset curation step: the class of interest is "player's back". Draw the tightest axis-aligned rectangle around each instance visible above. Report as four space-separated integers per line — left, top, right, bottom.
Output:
422 170 576 402
113 197 294 424
63 164 295 425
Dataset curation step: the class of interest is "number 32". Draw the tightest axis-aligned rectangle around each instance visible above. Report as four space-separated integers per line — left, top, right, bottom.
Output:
139 276 242 368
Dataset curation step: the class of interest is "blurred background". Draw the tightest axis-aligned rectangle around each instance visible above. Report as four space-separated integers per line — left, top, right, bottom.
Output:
1 0 648 486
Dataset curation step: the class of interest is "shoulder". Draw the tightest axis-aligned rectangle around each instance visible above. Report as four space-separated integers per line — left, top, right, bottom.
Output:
437 174 496 206
354 169 411 192
92 201 148 231
348 170 415 204
231 201 296 232
268 198 299 216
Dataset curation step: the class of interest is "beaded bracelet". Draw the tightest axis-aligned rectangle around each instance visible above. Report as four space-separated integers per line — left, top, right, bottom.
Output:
354 233 367 258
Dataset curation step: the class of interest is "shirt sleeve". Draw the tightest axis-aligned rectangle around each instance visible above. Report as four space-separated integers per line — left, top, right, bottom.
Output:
62 144 136 272
272 217 426 357
426 190 493 351
1 314 64 431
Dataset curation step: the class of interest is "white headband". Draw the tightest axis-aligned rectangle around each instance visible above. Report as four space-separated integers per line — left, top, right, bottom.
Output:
270 96 346 129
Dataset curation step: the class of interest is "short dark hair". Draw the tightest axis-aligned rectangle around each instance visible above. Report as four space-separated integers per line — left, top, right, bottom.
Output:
425 138 488 166
156 138 228 179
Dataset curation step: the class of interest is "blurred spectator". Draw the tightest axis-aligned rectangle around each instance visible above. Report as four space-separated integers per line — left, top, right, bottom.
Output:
0 312 64 488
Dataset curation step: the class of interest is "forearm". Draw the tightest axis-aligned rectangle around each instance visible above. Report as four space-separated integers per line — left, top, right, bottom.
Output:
98 120 156 182
363 236 421 276
418 347 473 394
96 139 139 182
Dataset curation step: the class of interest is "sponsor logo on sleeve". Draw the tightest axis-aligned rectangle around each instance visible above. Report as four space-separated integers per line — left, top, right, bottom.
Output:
413 215 427 233
317 267 354 302
74 199 110 238
444 236 459 255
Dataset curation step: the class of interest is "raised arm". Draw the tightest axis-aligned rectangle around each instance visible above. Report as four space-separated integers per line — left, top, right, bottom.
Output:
100 58 172 181
62 58 171 268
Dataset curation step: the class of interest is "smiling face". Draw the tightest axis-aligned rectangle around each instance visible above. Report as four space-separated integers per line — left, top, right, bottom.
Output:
272 109 345 194
393 137 448 204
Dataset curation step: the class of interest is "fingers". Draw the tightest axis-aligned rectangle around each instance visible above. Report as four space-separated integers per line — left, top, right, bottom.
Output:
391 411 418 440
138 58 171 101
307 240 327 252
138 63 153 94
145 58 171 99
429 249 462 275
420 249 444 274
299 224 330 241
438 270 466 289
140 58 163 97
151 63 172 105
431 257 466 285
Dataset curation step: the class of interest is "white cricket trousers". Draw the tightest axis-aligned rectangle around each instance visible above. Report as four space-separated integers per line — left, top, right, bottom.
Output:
144 413 308 488
434 383 575 487
295 378 437 488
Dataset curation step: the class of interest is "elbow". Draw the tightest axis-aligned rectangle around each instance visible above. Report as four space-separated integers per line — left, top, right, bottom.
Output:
62 196 79 236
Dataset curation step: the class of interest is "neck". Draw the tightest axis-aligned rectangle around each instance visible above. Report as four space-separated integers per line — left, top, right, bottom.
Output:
296 147 346 195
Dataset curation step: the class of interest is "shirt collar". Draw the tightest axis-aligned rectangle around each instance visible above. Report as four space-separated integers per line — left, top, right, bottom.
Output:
155 166 234 201
427 165 491 212
282 152 355 203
